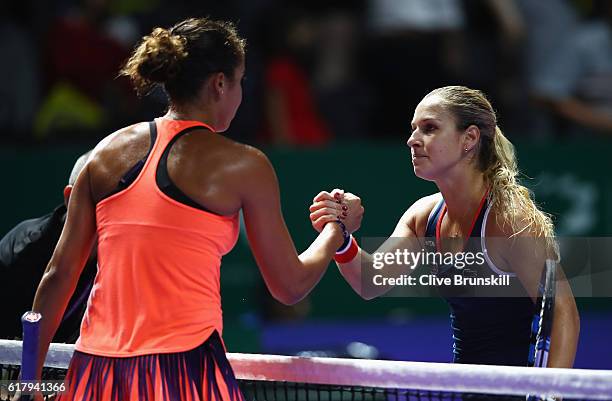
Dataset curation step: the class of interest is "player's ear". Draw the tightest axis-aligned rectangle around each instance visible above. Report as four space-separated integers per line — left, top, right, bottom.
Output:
463 124 480 152
63 185 73 206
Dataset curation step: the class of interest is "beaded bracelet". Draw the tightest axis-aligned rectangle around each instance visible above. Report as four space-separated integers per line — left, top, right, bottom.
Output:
334 220 351 251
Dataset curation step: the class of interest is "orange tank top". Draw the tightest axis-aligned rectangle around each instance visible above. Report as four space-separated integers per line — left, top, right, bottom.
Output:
76 118 240 357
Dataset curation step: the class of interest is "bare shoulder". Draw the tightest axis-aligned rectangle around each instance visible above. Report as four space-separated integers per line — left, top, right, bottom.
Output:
220 139 276 177
410 193 443 216
486 203 558 279
87 122 150 201
395 193 442 237
485 204 535 238
89 122 149 165
209 138 279 200
485 204 555 267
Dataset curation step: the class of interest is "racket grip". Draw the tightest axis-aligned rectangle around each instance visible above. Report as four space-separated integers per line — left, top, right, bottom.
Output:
21 311 42 381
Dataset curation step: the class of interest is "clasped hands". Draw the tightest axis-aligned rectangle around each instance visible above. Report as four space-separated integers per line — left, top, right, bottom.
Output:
309 189 364 234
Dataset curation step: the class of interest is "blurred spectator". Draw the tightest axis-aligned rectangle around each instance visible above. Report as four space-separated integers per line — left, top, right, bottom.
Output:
533 0 612 136
513 0 578 93
7 0 608 142
214 0 274 144
0 7 40 138
369 0 464 33
36 0 137 139
458 0 532 136
313 9 371 140
364 0 564 138
365 0 466 137
512 0 579 138
260 7 332 147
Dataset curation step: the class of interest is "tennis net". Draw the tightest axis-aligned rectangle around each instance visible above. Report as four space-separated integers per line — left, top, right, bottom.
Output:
1 339 611 401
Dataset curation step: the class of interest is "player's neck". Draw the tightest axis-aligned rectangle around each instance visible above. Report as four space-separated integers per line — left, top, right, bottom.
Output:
436 170 487 222
164 105 217 130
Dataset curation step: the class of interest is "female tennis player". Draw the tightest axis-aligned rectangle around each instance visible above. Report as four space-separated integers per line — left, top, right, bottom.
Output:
310 86 579 367
27 17 362 401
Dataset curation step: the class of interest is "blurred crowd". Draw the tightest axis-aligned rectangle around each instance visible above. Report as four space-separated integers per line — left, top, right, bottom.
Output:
3 0 612 146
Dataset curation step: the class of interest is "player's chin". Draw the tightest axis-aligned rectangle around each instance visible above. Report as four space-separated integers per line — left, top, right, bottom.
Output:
412 166 435 181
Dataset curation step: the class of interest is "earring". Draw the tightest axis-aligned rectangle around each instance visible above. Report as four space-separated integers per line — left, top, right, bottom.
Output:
464 147 469 152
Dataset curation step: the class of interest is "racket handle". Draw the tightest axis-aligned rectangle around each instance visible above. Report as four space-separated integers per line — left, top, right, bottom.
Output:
21 311 42 380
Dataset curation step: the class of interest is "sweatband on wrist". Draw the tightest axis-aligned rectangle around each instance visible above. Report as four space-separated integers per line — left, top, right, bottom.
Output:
334 236 359 264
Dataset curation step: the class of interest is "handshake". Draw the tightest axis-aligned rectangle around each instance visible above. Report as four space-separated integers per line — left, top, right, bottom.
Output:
308 189 364 234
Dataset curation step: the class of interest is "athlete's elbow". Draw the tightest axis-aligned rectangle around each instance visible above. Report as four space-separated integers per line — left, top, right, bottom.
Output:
39 265 62 288
270 289 303 305
262 278 295 305
358 286 383 301
352 280 386 300
32 266 66 308
277 295 303 306
42 262 73 284
360 292 376 301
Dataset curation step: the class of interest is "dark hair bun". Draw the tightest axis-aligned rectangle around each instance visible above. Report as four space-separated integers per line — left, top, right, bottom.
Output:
120 27 188 95
121 17 246 101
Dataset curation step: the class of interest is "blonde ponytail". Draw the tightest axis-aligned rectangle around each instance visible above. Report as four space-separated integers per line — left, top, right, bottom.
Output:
485 127 555 240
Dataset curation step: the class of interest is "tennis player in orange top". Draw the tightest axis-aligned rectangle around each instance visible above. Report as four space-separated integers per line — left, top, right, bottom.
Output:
28 17 363 401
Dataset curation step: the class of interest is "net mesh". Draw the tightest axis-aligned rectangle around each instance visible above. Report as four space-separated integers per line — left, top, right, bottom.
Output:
1 340 611 401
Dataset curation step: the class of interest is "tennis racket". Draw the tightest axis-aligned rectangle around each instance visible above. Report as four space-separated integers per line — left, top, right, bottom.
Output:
527 260 557 401
528 259 557 368
19 311 42 401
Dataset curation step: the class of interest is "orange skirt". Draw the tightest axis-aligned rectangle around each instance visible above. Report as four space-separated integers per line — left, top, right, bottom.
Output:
57 331 244 401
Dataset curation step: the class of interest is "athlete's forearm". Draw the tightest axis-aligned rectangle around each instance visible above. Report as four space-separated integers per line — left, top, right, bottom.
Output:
32 266 78 379
280 223 343 304
547 286 580 368
337 249 374 298
554 98 612 133
338 236 424 300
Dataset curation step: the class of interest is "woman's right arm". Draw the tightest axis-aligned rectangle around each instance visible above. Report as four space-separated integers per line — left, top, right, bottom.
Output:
310 193 431 300
338 207 422 300
238 149 347 305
